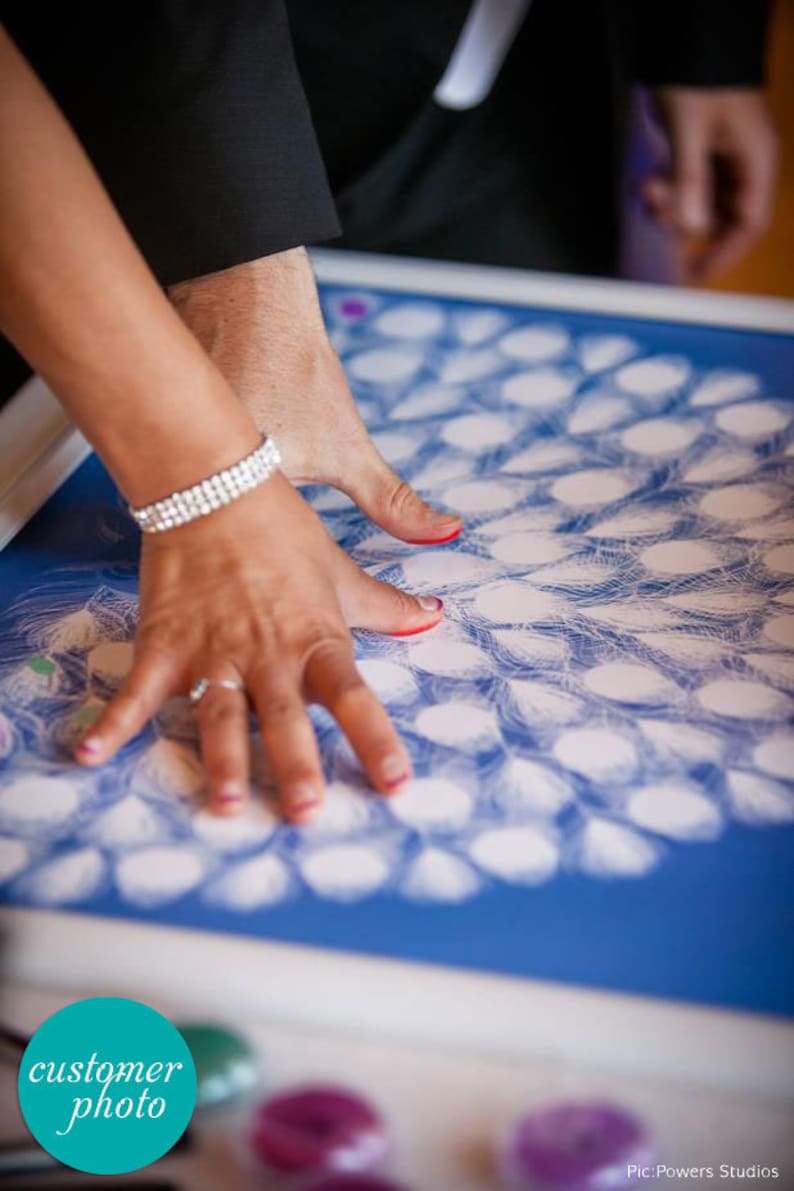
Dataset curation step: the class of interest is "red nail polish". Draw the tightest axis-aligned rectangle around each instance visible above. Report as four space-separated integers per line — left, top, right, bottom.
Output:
77 737 101 755
384 772 410 791
407 526 463 546
388 619 442 638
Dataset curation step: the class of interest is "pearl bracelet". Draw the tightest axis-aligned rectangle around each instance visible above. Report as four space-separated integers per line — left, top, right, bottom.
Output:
129 436 281 533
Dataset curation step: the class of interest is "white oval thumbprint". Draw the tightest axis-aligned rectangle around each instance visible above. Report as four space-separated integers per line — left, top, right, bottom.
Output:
357 659 418 703
375 302 444 339
578 820 658 878
132 740 205 799
499 324 570 362
348 348 423 384
615 356 690 397
300 783 374 839
415 703 500 749
551 469 636 508
409 638 490 678
116 846 209 907
0 775 81 836
689 370 760 407
763 614 794 647
498 756 573 815
442 413 513 450
763 545 794 576
389 778 473 831
468 826 558 883
192 802 278 853
17 848 106 906
390 385 463 421
586 507 678 539
639 540 723 576
502 368 577 408
696 680 793 720
621 418 700 456
442 480 517 514
726 771 794 825
715 401 790 439
567 395 632 435
501 441 581 475
493 629 569 665
300 844 390 901
699 485 785 521
509 680 581 724
0 838 31 884
584 662 677 704
490 533 574 566
203 854 291 911
638 720 723 764
371 431 418 464
553 728 637 783
401 551 498 590
753 734 794 779
627 784 722 840
439 348 504 384
635 632 727 666
682 448 757 485
474 583 569 625
577 334 637 373
83 794 172 850
401 848 482 903
454 309 508 345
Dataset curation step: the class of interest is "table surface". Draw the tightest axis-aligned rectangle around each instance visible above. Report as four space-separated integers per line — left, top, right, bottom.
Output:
2 982 794 1191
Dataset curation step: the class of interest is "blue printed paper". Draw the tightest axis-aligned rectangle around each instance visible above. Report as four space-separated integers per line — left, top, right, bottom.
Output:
1 284 793 1015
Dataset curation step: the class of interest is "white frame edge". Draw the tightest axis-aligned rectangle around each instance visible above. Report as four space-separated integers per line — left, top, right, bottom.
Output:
0 376 89 552
311 249 794 334
2 908 792 1099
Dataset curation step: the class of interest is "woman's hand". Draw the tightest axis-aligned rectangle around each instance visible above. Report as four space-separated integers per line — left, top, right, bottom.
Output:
75 474 443 822
169 249 463 545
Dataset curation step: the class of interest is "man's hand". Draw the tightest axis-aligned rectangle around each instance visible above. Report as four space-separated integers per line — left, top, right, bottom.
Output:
642 88 779 280
169 249 463 545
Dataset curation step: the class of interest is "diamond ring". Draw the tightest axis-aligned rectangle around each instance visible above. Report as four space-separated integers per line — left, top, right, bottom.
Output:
189 677 246 707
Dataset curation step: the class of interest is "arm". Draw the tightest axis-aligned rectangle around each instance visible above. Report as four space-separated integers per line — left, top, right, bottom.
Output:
0 27 443 820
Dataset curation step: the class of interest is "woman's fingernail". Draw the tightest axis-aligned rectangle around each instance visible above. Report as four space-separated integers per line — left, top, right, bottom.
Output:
216 783 245 807
288 786 322 820
381 755 410 790
77 736 101 755
418 596 444 613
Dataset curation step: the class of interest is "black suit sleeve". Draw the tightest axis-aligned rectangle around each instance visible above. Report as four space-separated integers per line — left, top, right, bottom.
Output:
2 1 340 286
629 0 771 88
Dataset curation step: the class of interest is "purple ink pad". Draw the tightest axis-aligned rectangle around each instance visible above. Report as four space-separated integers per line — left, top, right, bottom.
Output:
498 1101 655 1190
249 1084 389 1174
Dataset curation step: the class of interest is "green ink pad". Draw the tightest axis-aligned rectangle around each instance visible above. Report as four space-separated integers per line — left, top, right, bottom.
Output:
177 1023 259 1109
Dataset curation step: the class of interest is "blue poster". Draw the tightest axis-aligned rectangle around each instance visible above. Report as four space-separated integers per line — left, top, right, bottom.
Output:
1 284 793 1016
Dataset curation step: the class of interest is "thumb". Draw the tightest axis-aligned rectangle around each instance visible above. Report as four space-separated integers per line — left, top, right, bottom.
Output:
669 120 712 237
344 445 463 545
334 552 445 635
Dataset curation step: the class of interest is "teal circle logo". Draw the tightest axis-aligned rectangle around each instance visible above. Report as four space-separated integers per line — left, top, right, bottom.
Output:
18 997 197 1175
